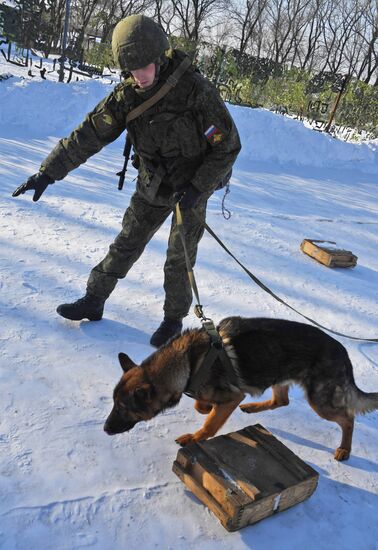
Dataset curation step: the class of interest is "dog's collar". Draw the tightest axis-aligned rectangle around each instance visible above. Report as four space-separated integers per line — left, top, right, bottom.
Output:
184 339 238 399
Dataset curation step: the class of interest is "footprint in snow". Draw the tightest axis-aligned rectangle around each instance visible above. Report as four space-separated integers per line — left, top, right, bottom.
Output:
22 282 38 293
22 271 39 293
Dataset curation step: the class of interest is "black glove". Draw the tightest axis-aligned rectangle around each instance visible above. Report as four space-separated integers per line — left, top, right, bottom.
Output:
176 184 203 210
12 172 55 202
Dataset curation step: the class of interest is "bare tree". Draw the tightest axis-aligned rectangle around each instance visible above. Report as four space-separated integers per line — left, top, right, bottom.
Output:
319 0 366 74
153 0 177 35
295 0 327 71
93 0 122 43
210 18 235 47
69 0 102 56
28 0 376 86
264 0 313 64
340 0 371 77
93 0 154 43
228 0 269 55
169 0 228 41
41 0 66 56
355 0 378 83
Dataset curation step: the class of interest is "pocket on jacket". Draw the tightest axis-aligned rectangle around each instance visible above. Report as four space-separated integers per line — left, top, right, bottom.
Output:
150 111 204 158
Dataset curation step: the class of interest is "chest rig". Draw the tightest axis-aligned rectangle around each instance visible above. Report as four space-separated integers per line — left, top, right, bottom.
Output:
117 54 205 198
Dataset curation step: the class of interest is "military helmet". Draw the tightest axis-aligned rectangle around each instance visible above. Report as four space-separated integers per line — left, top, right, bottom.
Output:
112 15 170 71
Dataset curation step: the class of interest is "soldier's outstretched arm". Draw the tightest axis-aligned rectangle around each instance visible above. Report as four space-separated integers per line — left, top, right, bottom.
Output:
40 85 126 181
12 172 55 202
12 84 127 201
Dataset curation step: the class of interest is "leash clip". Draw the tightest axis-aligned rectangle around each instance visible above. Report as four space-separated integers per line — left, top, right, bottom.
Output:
194 304 204 319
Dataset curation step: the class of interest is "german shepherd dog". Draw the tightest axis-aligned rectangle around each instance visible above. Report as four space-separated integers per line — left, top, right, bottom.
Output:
104 317 378 461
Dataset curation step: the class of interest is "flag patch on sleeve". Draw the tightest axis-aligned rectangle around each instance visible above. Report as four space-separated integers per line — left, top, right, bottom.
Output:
204 125 225 144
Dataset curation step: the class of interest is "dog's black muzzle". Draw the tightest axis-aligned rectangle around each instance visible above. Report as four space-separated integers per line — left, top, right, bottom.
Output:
104 409 137 435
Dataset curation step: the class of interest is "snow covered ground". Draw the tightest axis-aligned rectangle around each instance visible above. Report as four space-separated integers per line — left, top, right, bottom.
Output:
0 61 377 550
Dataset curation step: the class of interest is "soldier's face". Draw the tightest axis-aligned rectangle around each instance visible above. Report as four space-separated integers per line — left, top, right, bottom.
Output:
131 63 156 88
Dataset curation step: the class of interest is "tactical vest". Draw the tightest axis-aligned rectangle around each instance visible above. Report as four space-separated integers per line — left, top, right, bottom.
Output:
123 52 208 201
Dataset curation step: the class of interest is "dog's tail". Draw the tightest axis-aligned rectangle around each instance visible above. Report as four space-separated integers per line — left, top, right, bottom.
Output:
352 388 378 414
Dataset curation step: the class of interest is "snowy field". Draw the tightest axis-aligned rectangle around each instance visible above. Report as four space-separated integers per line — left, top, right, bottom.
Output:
0 61 377 550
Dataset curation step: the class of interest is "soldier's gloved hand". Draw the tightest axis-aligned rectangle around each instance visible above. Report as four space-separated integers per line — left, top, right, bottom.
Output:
12 172 55 202
176 184 203 210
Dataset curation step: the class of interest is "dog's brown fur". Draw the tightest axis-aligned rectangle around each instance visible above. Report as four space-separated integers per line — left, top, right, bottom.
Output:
104 317 378 461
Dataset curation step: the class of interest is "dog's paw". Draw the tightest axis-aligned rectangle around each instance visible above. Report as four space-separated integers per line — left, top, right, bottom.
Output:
175 433 195 447
334 447 350 461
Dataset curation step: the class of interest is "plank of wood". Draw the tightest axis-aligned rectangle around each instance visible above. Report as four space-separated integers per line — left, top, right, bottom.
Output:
198 429 299 496
198 436 264 500
277 478 318 512
172 461 234 531
175 445 248 517
243 425 318 480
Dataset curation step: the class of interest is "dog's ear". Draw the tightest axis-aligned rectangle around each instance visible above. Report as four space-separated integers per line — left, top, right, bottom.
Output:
118 352 137 373
134 384 153 403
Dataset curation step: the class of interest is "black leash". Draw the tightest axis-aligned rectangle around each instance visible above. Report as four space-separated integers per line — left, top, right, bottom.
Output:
175 203 237 397
202 221 378 343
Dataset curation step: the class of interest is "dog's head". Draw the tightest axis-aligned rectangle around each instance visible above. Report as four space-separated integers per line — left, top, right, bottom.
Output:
104 352 156 435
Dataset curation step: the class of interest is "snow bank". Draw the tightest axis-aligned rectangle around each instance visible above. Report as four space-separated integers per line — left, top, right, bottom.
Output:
0 77 114 137
1 77 377 173
234 104 378 173
0 67 377 550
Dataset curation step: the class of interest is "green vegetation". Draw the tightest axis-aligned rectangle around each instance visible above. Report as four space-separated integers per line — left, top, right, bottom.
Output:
203 49 378 139
84 43 113 70
1 10 376 139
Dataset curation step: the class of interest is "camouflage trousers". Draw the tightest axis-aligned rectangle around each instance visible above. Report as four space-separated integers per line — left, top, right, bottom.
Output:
86 190 209 319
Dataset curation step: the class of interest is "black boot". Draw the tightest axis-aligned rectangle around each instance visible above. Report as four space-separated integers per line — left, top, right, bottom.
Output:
150 318 183 347
56 293 105 321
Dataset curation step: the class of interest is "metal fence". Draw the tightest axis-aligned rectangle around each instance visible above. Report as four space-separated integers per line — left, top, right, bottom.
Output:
1 13 377 141
194 44 378 141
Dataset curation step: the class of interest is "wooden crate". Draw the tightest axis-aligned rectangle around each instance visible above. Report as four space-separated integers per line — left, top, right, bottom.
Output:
300 239 357 267
172 424 318 532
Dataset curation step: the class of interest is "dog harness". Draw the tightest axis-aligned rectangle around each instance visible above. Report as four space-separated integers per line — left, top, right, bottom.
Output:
184 319 239 399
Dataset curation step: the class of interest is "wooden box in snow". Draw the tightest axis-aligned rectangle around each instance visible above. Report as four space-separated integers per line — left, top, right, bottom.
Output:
300 239 357 267
172 424 319 532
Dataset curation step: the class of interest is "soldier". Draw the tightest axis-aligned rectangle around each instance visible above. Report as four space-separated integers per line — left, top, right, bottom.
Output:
12 14 241 347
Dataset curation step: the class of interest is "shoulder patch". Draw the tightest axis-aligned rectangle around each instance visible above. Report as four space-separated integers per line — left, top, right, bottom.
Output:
204 125 225 145
103 113 114 125
92 111 115 127
91 109 119 135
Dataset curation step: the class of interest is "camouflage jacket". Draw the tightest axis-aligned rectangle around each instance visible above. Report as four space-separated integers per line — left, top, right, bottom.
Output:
40 51 241 202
